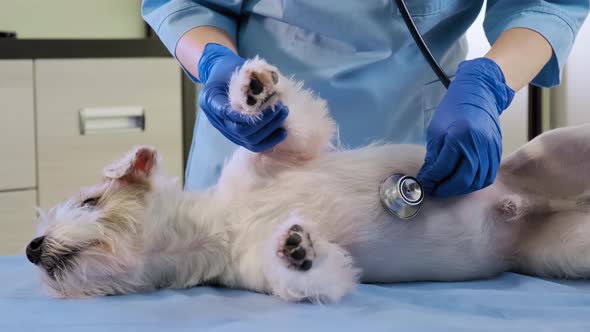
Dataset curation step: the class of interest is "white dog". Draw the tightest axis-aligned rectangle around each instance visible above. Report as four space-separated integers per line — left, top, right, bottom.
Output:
27 58 590 302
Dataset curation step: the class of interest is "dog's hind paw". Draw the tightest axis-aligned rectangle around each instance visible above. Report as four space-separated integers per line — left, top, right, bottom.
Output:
228 58 281 117
264 215 359 302
277 224 315 271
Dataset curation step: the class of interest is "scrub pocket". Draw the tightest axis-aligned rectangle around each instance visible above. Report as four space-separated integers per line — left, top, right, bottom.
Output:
395 0 445 16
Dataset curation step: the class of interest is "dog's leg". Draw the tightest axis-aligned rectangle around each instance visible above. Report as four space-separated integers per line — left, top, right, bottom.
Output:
215 58 337 198
228 58 337 165
497 124 590 278
228 213 359 302
262 213 360 302
513 212 590 278
499 124 590 196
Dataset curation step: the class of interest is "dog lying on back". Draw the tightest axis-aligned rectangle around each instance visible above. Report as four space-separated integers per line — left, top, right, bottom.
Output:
27 58 590 302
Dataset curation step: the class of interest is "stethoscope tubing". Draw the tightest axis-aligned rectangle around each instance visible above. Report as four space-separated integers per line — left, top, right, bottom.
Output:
395 0 451 89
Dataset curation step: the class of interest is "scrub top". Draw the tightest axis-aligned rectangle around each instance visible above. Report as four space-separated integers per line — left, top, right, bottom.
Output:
142 0 589 190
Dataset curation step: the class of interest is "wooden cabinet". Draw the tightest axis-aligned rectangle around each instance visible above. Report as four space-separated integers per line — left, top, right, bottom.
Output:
0 58 183 253
0 60 37 254
35 59 183 207
0 190 37 254
0 60 36 191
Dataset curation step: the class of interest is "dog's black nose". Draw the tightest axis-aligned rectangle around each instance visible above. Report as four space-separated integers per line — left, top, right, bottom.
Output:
26 236 45 265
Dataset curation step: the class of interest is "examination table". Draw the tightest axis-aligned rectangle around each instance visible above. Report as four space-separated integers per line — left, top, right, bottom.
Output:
2 255 590 331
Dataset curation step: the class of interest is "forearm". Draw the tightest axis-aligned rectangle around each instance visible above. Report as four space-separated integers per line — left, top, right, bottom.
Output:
485 28 552 91
175 26 238 80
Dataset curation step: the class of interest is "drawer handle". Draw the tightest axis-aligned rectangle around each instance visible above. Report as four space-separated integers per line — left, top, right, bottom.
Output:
79 106 145 135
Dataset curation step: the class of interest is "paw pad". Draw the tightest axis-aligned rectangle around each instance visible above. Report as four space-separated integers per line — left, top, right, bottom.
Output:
228 59 281 116
249 77 264 95
278 224 315 271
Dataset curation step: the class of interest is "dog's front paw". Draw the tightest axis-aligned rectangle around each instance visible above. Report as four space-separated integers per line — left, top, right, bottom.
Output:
277 224 315 271
228 58 281 116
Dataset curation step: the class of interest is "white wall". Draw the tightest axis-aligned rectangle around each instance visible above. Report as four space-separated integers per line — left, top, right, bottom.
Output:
550 17 590 127
465 1 529 155
0 0 145 39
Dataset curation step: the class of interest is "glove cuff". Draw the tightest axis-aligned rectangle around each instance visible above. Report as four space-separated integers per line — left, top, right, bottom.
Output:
197 43 241 84
457 57 516 116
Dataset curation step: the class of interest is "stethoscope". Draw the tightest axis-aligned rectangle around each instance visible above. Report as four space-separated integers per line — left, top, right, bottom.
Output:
379 0 452 219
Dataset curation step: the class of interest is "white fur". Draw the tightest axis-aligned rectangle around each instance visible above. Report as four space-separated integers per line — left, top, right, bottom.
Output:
30 58 590 302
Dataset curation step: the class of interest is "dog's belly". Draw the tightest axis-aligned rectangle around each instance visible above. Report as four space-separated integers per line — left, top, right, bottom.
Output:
243 144 516 282
345 191 514 283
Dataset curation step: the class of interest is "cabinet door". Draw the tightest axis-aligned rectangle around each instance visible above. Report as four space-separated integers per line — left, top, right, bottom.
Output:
35 58 183 208
0 60 36 190
0 190 37 255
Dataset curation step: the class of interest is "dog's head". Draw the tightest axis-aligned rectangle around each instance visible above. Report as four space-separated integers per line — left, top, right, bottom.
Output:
27 147 163 297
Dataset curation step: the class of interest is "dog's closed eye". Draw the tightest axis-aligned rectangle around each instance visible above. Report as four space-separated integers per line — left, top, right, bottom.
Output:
81 197 99 208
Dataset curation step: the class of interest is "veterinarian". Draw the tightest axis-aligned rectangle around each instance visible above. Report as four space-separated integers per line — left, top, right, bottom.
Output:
142 0 588 196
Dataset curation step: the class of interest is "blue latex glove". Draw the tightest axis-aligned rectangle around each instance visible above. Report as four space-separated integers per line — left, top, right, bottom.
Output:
197 43 288 152
416 57 515 197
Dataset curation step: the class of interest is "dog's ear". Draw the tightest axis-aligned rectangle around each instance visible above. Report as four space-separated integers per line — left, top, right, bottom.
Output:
103 146 159 180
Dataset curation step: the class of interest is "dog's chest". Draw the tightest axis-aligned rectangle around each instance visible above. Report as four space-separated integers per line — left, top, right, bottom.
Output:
227 149 405 243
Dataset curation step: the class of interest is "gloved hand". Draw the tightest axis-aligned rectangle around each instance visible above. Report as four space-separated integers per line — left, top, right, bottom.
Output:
416 57 515 197
197 43 288 152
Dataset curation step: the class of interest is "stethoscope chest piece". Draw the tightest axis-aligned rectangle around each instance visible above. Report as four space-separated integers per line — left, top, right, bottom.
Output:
379 174 424 219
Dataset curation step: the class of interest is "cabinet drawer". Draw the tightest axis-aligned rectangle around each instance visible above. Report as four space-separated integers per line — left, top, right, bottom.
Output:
0 60 37 190
0 190 37 255
35 58 183 208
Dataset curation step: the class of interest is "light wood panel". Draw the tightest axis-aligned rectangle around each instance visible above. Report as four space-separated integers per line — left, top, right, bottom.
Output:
0 190 37 254
35 58 183 208
0 60 37 191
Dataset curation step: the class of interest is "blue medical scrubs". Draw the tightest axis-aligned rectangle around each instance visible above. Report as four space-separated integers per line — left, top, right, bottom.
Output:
142 0 588 191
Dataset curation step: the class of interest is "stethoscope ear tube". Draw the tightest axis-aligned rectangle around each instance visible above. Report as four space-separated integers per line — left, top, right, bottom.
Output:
395 0 451 89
